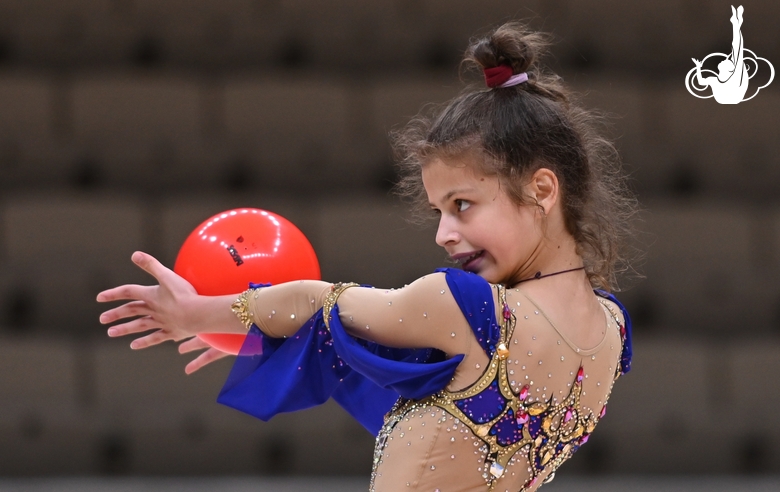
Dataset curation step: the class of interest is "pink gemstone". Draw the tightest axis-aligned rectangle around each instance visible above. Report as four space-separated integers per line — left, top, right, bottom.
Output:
599 405 607 418
580 434 590 444
576 367 584 382
564 409 573 423
516 411 529 425
503 304 511 320
519 385 529 401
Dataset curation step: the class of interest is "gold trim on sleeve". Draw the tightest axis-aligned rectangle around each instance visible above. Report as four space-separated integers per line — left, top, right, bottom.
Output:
323 282 360 330
231 289 256 331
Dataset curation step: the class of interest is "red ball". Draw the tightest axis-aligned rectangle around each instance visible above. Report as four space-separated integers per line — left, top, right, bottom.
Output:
174 208 321 355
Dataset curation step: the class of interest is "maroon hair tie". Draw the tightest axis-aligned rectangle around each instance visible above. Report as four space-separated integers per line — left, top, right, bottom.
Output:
484 65 514 88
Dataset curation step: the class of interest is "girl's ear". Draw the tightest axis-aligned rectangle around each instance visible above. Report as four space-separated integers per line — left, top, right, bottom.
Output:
529 168 559 214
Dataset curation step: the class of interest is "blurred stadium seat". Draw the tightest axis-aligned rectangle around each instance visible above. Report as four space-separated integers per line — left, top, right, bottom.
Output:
70 74 221 189
222 76 375 191
0 75 73 187
1 194 146 333
634 202 772 334
317 195 445 287
0 338 97 475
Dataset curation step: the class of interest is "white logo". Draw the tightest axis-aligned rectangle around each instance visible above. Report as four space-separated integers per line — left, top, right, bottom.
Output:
685 5 774 104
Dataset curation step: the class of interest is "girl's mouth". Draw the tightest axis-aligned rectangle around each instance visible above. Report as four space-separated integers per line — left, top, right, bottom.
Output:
462 250 485 270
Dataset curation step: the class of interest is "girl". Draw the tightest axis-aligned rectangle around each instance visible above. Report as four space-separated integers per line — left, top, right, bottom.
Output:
98 22 636 491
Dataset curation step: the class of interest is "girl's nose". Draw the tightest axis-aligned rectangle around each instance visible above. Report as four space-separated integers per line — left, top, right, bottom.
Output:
435 216 459 247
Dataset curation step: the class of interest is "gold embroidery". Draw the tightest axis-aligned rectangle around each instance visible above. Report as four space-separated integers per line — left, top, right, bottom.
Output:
322 282 360 330
231 289 257 331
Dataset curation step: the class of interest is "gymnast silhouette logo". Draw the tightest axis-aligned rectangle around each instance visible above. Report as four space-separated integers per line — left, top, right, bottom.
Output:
685 5 774 104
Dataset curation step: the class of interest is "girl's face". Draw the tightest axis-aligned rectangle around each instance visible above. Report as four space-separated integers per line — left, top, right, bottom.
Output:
422 156 543 286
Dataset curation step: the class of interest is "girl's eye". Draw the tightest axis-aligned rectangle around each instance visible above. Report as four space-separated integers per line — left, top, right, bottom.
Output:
455 199 471 212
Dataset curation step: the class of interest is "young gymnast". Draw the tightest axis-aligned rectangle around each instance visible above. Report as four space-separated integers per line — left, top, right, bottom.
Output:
98 22 637 491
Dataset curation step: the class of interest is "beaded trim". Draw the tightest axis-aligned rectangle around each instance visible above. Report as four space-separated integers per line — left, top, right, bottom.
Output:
597 298 624 381
322 282 360 330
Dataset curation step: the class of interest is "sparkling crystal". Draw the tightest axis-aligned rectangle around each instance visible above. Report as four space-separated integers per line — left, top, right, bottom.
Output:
496 342 510 360
519 385 529 400
516 410 529 425
489 461 505 478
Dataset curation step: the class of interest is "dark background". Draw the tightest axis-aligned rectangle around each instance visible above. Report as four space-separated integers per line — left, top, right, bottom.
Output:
0 0 779 479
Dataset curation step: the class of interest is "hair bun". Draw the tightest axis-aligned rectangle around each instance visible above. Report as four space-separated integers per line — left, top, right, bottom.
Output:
466 22 548 76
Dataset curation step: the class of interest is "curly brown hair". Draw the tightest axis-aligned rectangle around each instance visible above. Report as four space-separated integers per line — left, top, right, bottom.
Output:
391 22 641 292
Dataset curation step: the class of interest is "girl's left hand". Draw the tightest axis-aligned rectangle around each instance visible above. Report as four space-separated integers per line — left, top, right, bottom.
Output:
97 251 202 349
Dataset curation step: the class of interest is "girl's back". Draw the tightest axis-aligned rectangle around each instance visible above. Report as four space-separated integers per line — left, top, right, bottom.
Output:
355 272 627 491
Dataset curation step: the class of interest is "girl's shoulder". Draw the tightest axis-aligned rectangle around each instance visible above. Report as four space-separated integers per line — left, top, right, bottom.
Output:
594 290 628 329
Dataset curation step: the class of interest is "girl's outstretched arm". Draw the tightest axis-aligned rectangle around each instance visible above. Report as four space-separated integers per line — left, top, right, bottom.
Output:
99 252 472 364
244 271 472 356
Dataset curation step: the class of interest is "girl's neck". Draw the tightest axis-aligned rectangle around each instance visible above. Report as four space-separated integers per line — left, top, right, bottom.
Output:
507 230 584 289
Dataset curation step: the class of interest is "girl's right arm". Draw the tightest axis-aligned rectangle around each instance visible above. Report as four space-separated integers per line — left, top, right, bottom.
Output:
241 272 475 356
98 252 474 369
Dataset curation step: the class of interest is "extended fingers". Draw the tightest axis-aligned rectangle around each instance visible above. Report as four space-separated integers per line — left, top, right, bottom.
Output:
132 251 172 283
185 348 230 375
129 329 171 350
106 316 160 338
100 300 152 324
178 336 210 354
97 284 153 303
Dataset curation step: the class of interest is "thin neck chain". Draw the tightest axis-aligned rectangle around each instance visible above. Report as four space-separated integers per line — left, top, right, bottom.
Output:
514 266 585 284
